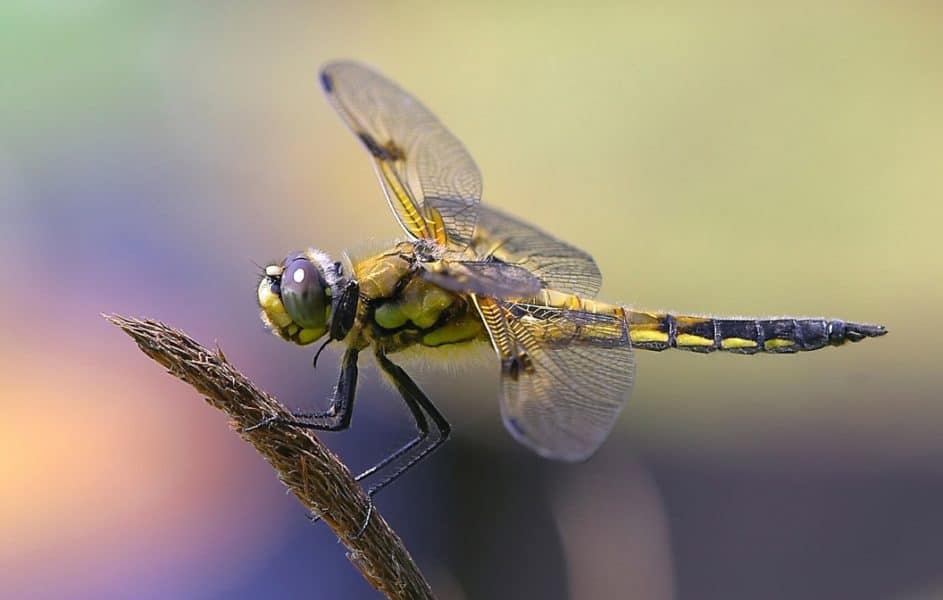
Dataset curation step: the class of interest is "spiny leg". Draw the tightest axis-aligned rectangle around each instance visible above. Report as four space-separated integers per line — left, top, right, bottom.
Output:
285 346 444 481
287 347 360 431
280 347 450 529
248 346 369 532
361 350 451 497
354 371 429 482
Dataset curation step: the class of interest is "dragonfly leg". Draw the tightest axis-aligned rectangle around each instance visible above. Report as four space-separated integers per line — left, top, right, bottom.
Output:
353 379 428 481
354 350 451 497
275 347 448 528
280 347 360 431
352 499 373 539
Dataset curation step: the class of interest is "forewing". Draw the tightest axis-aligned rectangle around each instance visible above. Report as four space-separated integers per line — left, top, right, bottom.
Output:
472 204 602 298
420 260 542 299
475 297 634 461
320 61 481 250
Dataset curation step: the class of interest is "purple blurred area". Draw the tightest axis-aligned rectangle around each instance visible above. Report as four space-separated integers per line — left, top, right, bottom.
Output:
2 3 942 599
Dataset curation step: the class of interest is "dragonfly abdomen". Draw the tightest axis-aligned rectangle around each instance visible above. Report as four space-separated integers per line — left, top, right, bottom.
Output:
626 310 886 354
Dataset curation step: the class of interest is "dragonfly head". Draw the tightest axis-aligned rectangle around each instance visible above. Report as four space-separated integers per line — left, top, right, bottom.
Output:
257 249 342 345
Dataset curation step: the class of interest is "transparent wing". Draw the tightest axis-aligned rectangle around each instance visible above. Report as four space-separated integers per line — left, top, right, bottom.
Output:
474 297 634 461
471 205 602 298
420 260 542 299
321 61 481 250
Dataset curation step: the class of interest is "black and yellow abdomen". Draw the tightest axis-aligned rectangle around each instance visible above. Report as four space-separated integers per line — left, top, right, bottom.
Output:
626 310 887 354
354 249 885 356
528 290 885 355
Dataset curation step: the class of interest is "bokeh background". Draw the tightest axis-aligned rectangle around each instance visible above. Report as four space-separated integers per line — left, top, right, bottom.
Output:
2 2 942 599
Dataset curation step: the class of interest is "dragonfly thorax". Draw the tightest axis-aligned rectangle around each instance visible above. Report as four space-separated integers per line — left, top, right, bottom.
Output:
257 248 347 346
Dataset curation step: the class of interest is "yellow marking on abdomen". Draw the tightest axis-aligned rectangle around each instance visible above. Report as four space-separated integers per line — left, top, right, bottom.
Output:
630 330 669 344
675 333 714 347
721 337 758 350
764 338 794 350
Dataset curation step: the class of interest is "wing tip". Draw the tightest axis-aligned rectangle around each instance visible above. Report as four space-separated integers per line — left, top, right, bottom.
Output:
503 416 601 463
319 69 334 93
319 59 361 92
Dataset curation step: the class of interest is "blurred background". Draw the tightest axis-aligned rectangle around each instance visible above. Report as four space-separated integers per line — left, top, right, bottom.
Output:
2 2 941 599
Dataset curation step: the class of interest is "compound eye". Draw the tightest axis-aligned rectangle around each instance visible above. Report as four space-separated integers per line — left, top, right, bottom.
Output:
280 258 328 329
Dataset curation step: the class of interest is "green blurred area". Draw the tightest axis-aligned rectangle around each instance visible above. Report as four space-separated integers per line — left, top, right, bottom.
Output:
3 1 940 458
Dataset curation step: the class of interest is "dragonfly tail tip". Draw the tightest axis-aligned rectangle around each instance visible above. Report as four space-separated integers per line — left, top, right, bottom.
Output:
845 322 888 341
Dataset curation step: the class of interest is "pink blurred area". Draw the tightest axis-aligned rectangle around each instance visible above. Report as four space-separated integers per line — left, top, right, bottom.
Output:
0 256 296 598
0 6 358 595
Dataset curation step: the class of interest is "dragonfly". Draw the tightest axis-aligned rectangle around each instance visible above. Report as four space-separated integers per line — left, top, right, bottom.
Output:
257 61 887 502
